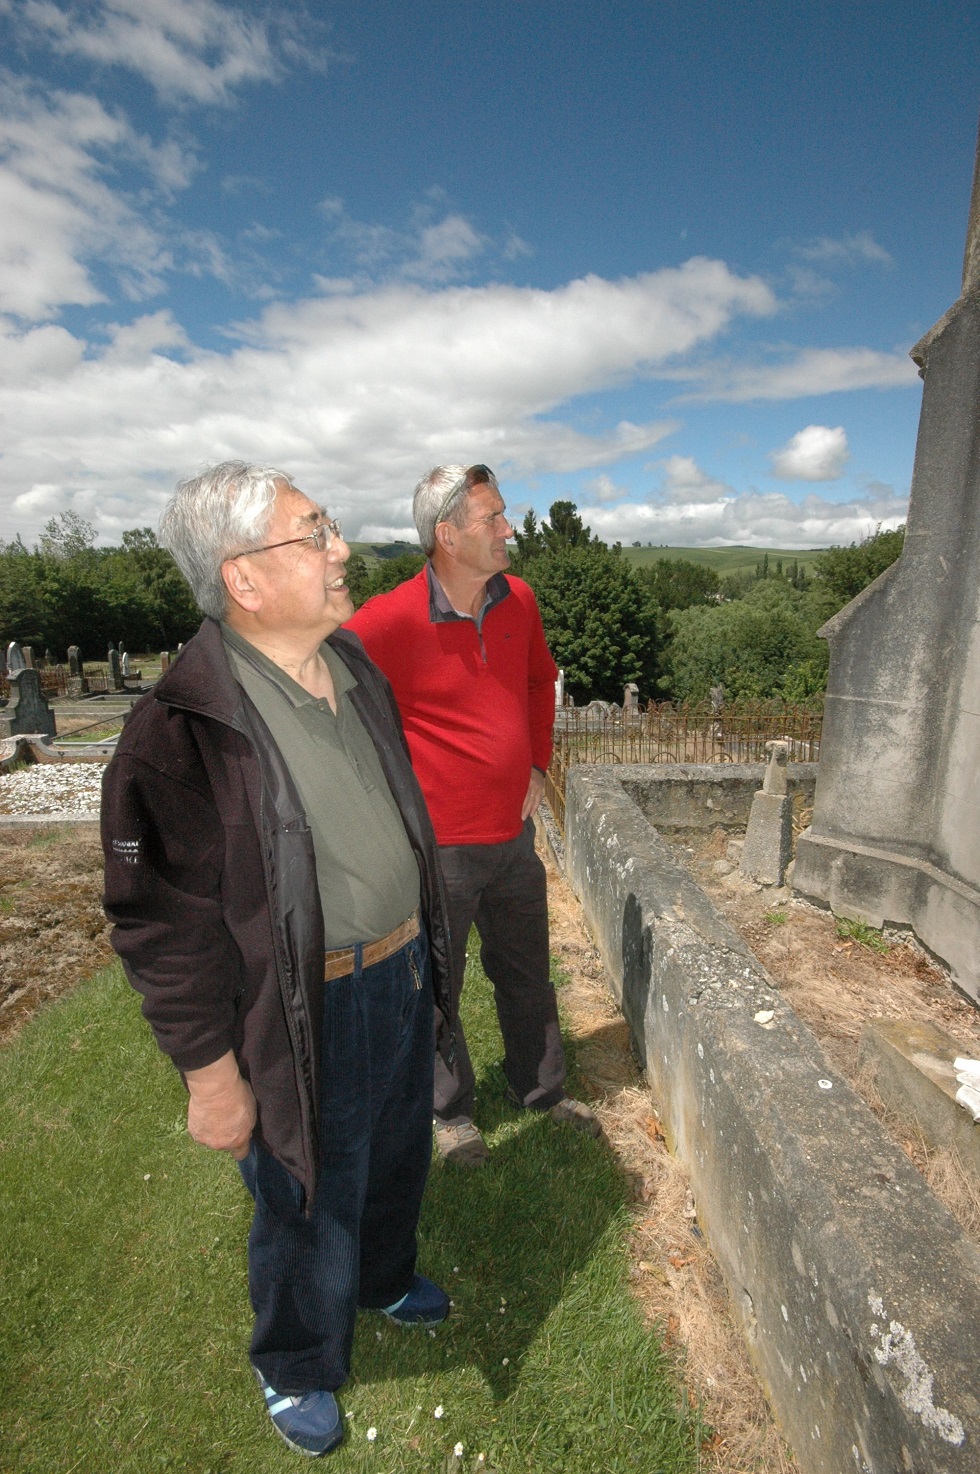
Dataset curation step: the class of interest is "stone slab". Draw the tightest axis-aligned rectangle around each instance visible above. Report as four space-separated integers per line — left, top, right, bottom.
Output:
617 761 817 833
741 790 793 884
859 1019 980 1180
566 764 980 1474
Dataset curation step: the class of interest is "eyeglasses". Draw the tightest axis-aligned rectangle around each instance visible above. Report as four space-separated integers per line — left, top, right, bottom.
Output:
229 518 342 560
435 464 495 527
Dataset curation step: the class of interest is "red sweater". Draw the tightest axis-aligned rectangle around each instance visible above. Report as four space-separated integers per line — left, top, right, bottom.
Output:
348 569 557 845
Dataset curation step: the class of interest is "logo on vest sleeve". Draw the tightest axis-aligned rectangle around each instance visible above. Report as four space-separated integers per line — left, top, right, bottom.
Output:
112 837 141 865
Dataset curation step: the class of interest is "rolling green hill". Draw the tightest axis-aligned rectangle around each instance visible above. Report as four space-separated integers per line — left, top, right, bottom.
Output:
617 543 826 576
351 539 827 578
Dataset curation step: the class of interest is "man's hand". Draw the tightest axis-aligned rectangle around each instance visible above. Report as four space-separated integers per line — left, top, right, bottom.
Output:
184 1050 256 1160
521 767 546 821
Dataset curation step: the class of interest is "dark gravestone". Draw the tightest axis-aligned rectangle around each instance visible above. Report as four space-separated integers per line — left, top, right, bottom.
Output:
2 668 56 739
21 646 34 669
108 647 123 692
66 644 88 696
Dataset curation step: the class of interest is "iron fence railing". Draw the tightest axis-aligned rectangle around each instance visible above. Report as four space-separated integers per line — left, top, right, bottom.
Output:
546 698 823 835
0 663 112 701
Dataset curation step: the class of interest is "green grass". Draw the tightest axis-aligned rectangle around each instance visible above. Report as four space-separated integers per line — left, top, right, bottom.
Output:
834 916 890 954
0 947 699 1473
56 723 124 743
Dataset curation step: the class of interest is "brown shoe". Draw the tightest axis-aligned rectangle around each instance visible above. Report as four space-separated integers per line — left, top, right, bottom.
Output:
434 1117 490 1166
548 1096 601 1136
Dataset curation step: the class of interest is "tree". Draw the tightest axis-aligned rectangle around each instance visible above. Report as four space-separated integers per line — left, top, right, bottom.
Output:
520 544 659 704
640 558 720 613
349 552 425 610
541 500 597 554
38 511 98 561
811 524 905 612
664 579 827 701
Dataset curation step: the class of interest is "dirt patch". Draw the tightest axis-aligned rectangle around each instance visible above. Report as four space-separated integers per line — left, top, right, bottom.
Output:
545 843 796 1474
0 823 113 1045
666 824 980 1247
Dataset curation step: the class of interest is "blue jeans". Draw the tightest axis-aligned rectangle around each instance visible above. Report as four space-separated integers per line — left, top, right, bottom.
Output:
238 928 434 1394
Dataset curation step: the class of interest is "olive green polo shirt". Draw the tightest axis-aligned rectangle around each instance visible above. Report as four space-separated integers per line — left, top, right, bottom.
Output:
222 625 419 948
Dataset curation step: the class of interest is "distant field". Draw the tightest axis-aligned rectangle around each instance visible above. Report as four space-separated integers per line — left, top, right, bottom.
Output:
617 544 826 576
351 539 827 578
347 540 419 566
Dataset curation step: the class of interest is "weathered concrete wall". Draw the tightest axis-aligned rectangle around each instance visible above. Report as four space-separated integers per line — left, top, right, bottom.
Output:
620 762 817 833
567 764 980 1474
795 134 980 1003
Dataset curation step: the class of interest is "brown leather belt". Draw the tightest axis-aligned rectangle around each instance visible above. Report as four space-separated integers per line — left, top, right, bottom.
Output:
323 911 420 981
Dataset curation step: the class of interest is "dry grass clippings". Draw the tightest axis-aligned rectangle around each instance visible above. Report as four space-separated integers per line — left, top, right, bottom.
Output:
0 824 112 1045
543 836 797 1473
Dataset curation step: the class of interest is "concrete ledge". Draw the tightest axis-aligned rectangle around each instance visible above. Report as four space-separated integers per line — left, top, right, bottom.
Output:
860 1019 980 1180
794 828 980 1005
566 765 980 1474
619 761 817 832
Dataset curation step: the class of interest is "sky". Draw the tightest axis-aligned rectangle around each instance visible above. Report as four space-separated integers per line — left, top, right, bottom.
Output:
0 1 978 553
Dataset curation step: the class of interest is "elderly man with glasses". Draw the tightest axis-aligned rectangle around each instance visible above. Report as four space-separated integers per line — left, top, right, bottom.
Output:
348 464 599 1167
101 461 453 1458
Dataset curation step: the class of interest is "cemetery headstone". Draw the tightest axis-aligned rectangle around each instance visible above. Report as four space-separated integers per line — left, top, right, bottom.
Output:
108 646 124 692
7 642 25 673
0 668 57 740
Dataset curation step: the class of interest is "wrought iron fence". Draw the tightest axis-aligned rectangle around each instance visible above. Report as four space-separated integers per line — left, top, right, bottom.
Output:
0 663 111 701
546 698 823 834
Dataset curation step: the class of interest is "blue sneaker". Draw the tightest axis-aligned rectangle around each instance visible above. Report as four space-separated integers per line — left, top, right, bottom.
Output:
254 1368 343 1457
380 1274 450 1326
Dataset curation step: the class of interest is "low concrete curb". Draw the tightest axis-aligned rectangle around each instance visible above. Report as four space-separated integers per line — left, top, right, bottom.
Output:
860 1019 980 1182
566 764 980 1474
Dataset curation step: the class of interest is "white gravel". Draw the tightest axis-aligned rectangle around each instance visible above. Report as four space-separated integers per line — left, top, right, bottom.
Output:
0 762 104 816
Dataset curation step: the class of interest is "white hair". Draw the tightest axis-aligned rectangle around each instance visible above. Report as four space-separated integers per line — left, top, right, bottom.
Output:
158 460 290 619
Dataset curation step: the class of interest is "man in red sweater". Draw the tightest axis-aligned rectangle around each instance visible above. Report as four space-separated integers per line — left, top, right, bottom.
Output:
348 464 599 1164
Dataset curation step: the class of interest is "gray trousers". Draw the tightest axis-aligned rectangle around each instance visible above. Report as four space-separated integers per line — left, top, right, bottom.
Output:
433 817 567 1122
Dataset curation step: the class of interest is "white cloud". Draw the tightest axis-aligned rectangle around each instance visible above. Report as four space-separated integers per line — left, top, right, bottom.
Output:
0 260 774 542
0 75 199 319
793 231 893 267
579 474 908 551
770 424 849 481
19 0 322 106
585 474 627 503
659 454 734 504
676 346 920 402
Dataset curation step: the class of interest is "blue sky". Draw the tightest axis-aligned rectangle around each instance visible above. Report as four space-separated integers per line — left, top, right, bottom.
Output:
0 0 978 550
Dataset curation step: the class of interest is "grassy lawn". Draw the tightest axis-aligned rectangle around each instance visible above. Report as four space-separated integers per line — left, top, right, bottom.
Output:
0 948 700 1473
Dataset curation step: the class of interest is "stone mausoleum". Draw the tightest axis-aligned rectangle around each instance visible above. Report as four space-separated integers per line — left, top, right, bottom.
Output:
795 123 980 1005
